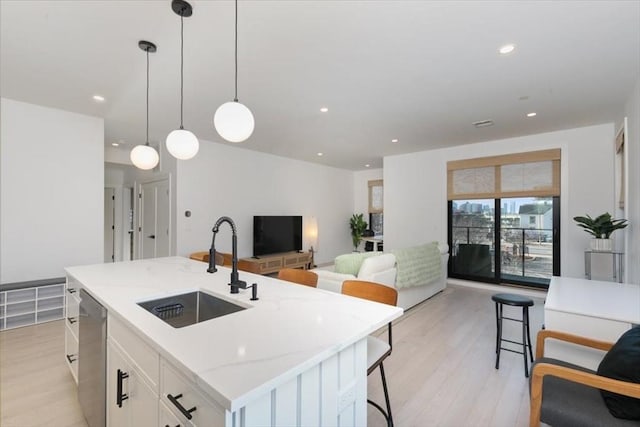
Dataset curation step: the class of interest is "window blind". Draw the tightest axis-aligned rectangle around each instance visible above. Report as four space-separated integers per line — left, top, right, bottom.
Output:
368 180 383 213
447 149 560 200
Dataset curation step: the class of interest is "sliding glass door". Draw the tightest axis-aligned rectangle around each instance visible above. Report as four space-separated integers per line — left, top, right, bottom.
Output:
450 199 496 280
448 196 559 288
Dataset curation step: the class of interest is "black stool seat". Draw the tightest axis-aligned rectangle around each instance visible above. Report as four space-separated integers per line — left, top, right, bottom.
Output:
492 293 534 307
492 292 534 377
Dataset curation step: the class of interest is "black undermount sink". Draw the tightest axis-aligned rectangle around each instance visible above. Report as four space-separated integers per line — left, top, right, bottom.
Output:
138 291 246 328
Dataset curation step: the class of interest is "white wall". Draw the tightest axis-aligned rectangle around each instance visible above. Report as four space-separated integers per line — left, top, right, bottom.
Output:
176 141 354 264
1 98 104 283
623 77 640 284
384 124 615 280
353 169 383 218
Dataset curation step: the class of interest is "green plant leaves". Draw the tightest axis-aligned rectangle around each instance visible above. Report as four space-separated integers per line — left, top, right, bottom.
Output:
349 213 368 249
573 212 628 238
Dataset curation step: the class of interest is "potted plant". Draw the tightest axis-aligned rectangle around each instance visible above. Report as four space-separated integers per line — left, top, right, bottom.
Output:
349 213 368 251
573 212 628 251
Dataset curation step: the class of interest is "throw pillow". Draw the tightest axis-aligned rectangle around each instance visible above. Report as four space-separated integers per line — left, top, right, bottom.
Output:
334 252 378 276
597 325 640 419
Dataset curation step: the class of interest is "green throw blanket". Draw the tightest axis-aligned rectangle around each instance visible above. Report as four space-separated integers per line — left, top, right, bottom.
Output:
392 242 442 289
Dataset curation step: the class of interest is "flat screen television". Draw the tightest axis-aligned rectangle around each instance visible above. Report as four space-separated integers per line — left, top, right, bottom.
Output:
253 216 302 257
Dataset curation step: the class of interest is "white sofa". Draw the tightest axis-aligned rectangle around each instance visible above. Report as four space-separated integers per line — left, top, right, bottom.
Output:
313 242 449 310
313 253 398 293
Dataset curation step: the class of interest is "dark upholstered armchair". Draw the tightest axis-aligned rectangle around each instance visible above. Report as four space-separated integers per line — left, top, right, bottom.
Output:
529 329 640 427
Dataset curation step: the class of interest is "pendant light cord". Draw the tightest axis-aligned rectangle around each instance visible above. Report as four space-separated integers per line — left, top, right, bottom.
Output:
234 0 238 103
180 14 185 129
145 48 150 145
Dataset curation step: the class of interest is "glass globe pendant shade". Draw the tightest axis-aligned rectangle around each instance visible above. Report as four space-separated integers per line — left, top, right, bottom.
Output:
214 101 255 143
130 144 159 170
166 128 199 160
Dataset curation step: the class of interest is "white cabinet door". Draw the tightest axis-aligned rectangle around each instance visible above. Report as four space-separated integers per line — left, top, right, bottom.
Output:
107 341 130 427
159 400 183 427
107 341 158 427
130 376 158 427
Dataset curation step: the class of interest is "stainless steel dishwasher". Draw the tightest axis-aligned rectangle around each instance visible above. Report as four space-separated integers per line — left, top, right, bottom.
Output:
78 289 106 427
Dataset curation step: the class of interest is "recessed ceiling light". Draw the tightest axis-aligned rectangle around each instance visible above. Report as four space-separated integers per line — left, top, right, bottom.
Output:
527 112 537 117
93 95 105 102
391 139 398 143
320 107 329 113
499 44 516 55
111 142 120 147
365 164 370 168
317 152 323 157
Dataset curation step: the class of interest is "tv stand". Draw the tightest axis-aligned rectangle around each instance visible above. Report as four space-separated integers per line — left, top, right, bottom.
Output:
238 251 312 275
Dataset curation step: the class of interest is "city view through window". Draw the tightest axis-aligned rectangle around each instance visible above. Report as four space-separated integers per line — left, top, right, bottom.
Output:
449 197 556 287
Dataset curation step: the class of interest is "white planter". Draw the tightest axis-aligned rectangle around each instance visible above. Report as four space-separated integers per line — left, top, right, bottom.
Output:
590 238 612 252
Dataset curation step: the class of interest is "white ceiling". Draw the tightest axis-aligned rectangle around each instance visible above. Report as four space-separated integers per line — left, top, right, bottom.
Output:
1 1 639 170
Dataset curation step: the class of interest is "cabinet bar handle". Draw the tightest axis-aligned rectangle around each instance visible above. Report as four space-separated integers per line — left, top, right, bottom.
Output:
116 369 129 408
67 317 78 325
167 393 196 420
66 354 77 363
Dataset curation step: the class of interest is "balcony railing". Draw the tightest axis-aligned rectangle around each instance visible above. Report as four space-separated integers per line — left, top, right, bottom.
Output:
451 226 553 283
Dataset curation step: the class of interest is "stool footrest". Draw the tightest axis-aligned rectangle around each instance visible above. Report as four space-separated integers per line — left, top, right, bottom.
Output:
499 347 527 356
502 316 525 323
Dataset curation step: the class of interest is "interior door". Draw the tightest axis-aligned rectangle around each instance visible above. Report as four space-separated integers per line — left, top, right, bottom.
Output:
155 180 170 258
139 178 171 259
104 188 115 262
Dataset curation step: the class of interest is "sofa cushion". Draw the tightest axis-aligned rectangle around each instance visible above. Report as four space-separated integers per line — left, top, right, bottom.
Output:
334 252 378 276
597 326 640 420
358 253 396 279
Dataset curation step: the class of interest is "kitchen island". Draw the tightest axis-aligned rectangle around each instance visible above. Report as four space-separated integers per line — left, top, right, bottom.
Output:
65 257 403 427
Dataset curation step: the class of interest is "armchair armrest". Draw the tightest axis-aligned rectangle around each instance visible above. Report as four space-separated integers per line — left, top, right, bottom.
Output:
535 329 614 359
530 330 640 427
530 362 640 427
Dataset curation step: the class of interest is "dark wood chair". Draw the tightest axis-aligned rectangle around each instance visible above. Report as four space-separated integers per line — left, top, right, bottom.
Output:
189 251 225 266
342 280 398 427
277 268 318 287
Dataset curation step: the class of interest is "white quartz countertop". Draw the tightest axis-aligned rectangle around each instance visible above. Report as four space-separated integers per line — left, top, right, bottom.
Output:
65 257 403 412
546 276 640 324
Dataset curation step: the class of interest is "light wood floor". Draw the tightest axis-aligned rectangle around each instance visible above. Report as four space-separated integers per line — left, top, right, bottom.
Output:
0 284 544 427
0 318 87 427
367 285 545 427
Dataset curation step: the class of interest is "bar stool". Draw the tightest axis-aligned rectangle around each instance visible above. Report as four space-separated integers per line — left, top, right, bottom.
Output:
491 293 534 377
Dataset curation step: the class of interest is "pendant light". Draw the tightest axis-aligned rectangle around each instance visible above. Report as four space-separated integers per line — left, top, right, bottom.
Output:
166 0 199 160
130 40 160 170
214 0 255 143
